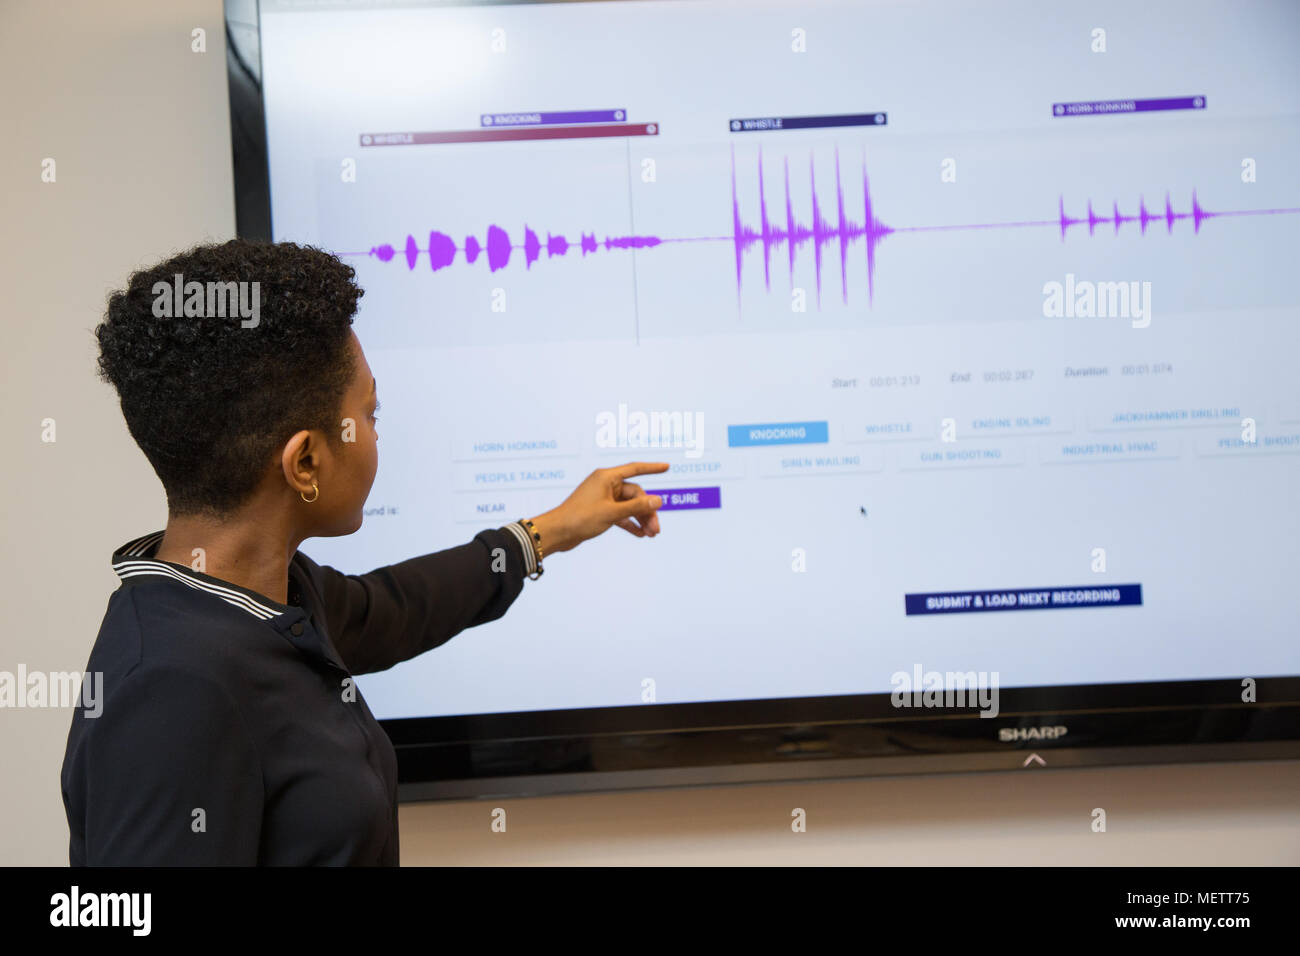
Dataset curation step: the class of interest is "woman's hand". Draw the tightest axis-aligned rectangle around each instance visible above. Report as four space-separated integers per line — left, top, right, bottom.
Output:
526 461 669 555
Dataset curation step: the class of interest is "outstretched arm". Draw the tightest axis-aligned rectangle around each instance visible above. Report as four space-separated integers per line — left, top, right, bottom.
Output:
311 462 668 675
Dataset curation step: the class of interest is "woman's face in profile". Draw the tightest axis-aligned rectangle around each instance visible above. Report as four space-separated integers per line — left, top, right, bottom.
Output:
316 330 380 537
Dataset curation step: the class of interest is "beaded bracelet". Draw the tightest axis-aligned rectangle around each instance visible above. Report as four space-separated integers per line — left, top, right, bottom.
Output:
501 520 542 580
520 518 544 580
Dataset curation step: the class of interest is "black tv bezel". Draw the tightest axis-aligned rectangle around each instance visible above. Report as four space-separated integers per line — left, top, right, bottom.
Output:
223 0 1300 800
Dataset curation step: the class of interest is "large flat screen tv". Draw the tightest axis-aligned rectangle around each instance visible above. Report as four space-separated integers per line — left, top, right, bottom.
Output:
224 0 1300 799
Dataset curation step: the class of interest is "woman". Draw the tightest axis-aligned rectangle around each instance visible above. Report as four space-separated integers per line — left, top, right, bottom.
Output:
61 239 666 865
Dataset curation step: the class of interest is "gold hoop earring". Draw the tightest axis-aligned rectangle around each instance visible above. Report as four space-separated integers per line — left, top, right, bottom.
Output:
300 481 319 503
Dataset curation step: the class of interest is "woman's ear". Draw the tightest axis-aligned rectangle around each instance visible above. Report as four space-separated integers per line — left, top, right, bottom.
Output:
280 429 318 497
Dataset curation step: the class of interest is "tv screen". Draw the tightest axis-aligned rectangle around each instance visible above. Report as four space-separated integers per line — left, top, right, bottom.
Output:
228 0 1300 796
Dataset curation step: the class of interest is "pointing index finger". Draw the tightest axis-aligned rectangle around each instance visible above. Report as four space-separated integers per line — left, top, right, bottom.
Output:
612 461 671 480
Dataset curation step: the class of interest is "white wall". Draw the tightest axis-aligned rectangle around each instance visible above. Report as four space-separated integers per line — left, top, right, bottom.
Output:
2 0 1295 866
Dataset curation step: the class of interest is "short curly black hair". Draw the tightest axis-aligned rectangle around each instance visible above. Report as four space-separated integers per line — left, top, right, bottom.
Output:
95 239 362 516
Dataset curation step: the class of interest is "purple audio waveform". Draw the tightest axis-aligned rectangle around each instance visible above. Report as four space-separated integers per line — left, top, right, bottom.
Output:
347 150 1300 308
1057 192 1211 239
730 144 892 306
367 225 662 274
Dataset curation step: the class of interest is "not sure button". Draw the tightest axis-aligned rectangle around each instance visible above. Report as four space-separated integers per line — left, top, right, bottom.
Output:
645 486 721 510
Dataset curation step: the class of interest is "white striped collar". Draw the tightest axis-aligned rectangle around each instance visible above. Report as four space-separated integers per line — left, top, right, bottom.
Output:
112 530 291 621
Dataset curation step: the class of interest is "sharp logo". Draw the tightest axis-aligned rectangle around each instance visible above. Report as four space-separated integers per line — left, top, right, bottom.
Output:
999 726 1068 742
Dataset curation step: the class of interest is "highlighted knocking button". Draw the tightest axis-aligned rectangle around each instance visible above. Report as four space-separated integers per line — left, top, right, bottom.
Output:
645 486 721 510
